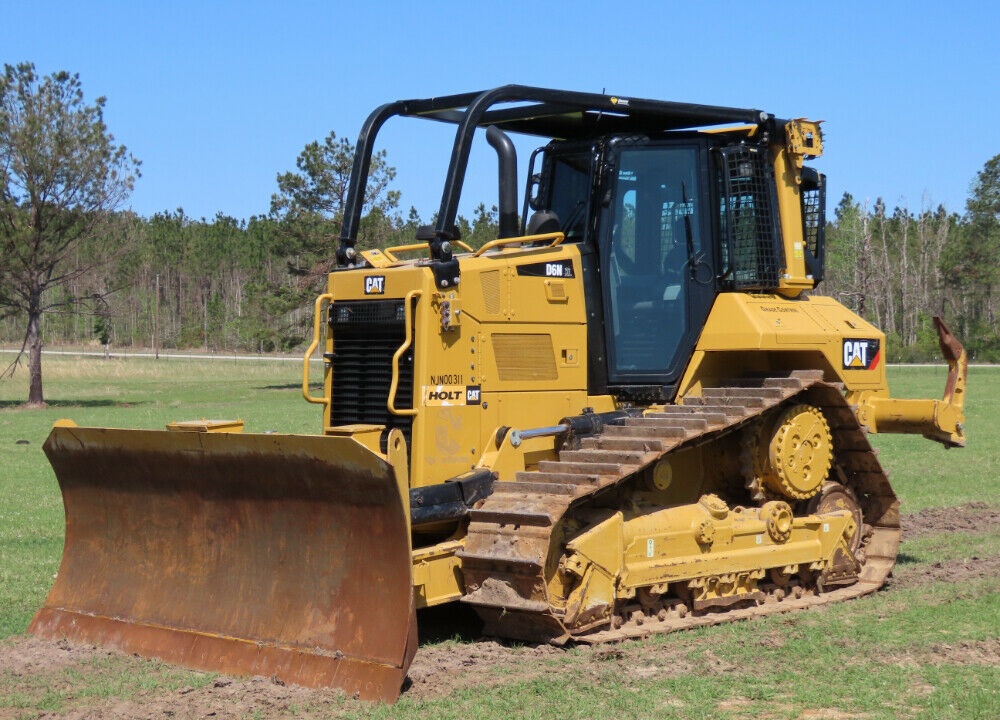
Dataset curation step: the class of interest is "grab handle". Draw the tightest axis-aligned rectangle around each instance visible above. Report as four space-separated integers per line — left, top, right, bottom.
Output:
302 293 335 407
388 290 422 417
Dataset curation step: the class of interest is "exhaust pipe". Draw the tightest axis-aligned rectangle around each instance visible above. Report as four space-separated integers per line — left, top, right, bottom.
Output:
486 126 519 239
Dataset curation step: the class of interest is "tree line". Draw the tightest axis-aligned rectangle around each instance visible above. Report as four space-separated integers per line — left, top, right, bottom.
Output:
2 63 999 405
0 202 500 355
9 188 995 363
823 166 1000 362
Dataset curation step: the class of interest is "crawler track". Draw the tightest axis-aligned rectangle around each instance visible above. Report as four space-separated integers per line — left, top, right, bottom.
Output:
459 371 900 643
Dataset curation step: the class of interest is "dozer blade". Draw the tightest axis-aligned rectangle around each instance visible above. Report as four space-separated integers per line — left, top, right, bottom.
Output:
29 425 416 703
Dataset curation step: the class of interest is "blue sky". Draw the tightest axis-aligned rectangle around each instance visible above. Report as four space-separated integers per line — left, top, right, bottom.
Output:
3 1 997 224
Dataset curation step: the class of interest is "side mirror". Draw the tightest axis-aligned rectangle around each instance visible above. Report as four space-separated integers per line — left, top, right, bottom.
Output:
527 173 542 210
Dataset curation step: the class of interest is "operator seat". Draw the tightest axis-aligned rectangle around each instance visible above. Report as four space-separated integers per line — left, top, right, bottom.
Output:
526 209 561 236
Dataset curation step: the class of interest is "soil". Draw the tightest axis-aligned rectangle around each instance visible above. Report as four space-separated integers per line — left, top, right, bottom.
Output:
900 501 1000 541
890 501 1000 589
2 503 996 719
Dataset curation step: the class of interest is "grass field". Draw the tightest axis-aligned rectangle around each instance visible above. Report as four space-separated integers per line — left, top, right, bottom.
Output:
0 356 997 719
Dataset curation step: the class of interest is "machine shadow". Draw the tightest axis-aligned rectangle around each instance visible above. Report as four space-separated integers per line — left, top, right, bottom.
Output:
416 602 485 645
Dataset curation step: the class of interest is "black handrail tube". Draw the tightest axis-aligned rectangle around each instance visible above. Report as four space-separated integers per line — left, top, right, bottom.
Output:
337 101 407 265
336 85 769 263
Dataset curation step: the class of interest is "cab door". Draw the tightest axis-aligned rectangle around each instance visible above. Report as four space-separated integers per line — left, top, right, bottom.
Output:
598 138 717 397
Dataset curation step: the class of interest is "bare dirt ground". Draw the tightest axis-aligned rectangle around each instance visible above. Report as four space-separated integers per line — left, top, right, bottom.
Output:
2 503 997 720
891 501 1000 589
899 501 1000 541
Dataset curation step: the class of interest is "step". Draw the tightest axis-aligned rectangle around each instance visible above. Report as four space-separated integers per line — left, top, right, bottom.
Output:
558 448 649 466
516 471 602 487
580 436 666 453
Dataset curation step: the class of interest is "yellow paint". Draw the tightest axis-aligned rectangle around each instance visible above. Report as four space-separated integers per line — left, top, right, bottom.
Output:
559 494 854 621
165 419 245 433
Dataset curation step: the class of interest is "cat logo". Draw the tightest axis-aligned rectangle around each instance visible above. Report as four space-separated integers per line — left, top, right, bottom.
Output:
842 338 881 370
364 276 385 295
466 385 481 405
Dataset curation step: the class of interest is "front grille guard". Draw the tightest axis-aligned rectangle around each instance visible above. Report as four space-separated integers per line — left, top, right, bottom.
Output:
303 294 419 451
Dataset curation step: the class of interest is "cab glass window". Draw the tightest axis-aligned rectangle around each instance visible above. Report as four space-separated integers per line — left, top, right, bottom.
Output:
604 145 701 377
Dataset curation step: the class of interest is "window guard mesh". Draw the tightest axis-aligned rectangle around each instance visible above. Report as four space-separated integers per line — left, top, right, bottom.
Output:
801 171 826 283
718 145 782 290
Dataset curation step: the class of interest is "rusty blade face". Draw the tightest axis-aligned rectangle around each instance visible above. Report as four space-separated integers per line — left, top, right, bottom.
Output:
30 425 415 703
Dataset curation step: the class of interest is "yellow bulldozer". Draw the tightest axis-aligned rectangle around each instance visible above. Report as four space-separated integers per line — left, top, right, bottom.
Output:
30 86 967 702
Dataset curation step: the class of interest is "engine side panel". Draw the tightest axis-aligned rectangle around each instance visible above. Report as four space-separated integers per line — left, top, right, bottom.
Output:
678 293 888 398
325 244 606 489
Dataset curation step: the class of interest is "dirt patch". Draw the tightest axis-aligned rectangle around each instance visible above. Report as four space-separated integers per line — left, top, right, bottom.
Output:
754 629 788 650
0 637 351 720
924 637 1000 666
406 636 704 699
0 634 711 717
890 502 1000 590
30 678 347 720
0 636 103 675
890 553 1000 590
0 637 352 720
901 502 1000 541
405 638 561 699
880 638 1000 670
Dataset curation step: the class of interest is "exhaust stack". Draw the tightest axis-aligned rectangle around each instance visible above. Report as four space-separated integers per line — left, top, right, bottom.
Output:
486 125 519 239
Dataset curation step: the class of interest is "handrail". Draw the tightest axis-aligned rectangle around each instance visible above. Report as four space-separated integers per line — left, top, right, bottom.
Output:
388 289 422 417
383 240 474 262
302 293 335 408
472 231 565 257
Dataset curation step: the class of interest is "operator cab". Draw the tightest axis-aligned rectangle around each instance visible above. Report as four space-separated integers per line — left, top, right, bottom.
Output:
526 135 720 401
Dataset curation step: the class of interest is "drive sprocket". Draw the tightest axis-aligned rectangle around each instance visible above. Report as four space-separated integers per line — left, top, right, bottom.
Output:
744 403 833 503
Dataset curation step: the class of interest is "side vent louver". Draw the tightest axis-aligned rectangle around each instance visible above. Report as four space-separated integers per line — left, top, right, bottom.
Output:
481 270 502 314
491 334 558 381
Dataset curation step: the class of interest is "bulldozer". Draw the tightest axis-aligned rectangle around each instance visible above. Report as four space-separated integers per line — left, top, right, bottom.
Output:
30 86 967 703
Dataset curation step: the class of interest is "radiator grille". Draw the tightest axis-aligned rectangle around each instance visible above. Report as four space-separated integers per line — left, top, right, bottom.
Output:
328 300 413 450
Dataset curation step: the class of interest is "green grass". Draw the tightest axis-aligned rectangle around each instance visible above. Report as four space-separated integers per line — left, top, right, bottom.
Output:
0 356 997 719
0 650 215 715
900 529 1000 566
